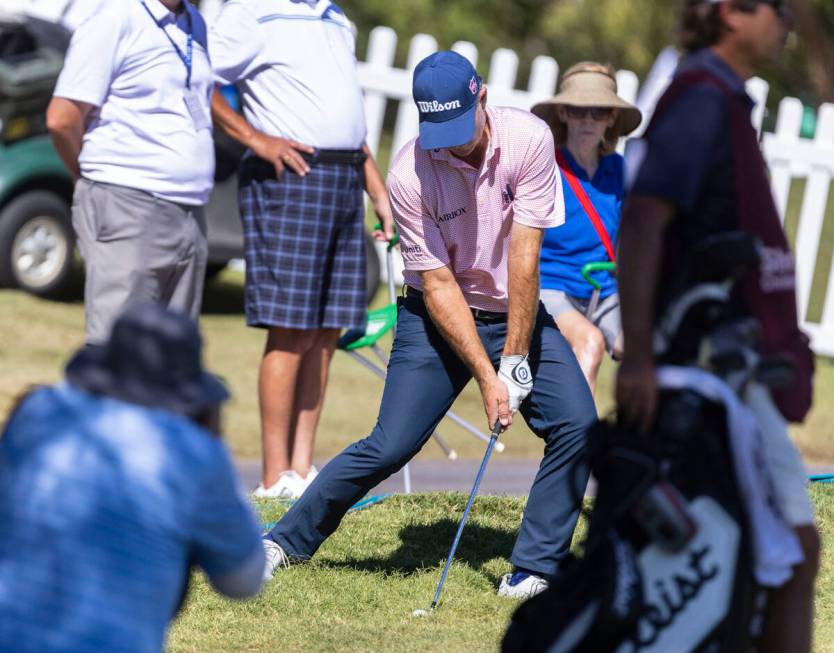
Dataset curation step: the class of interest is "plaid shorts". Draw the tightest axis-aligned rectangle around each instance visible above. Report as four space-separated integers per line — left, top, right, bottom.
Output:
239 157 367 330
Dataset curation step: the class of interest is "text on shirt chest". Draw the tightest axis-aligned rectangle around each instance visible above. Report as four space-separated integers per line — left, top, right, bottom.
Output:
433 175 514 228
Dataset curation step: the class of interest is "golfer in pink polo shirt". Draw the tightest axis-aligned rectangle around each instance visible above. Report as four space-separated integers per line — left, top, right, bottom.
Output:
262 51 595 600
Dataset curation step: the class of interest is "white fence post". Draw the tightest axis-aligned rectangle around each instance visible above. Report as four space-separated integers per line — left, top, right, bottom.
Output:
615 70 639 153
767 98 805 223
451 41 479 67
528 56 559 102
390 34 438 158
810 104 834 355
794 104 834 324
362 27 398 157
487 48 519 91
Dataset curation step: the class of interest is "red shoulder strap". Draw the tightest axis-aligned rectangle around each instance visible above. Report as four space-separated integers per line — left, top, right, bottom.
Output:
556 150 616 262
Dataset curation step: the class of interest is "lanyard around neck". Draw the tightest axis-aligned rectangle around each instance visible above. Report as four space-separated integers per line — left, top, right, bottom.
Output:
140 1 194 88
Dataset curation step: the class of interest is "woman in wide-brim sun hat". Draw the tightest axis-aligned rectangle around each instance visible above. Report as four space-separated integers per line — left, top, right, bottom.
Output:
531 62 642 394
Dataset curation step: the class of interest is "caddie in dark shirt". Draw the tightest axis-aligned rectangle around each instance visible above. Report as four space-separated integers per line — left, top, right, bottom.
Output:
616 2 819 652
631 48 739 270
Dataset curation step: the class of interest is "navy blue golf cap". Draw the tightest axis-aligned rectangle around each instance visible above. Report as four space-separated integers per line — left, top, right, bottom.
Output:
413 51 482 150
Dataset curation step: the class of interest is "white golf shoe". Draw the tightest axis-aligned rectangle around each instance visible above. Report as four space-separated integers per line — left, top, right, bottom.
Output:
301 465 319 494
262 539 290 582
252 470 305 500
497 570 549 599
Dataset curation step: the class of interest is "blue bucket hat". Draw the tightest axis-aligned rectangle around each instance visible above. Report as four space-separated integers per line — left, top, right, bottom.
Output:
413 50 482 150
66 303 229 416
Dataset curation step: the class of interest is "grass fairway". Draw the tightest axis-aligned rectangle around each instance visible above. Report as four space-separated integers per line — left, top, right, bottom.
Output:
169 488 834 653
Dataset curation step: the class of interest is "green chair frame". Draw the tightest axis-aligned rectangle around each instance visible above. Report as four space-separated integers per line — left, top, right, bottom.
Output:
580 261 617 317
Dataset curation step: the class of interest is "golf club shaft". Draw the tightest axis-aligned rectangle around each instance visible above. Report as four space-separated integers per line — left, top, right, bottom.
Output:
430 421 502 609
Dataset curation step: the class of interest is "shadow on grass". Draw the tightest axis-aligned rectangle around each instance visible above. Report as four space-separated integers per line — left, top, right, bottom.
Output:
326 519 517 583
33 264 85 304
201 275 245 315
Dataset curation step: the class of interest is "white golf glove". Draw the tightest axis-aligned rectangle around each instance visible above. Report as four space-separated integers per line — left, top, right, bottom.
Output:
498 354 533 413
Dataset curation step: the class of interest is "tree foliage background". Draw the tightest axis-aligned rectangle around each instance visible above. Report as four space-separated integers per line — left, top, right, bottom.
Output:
339 0 834 107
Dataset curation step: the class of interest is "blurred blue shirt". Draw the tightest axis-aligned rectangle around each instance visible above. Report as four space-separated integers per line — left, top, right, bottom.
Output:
540 149 624 298
0 384 262 653
629 47 754 313
630 47 751 234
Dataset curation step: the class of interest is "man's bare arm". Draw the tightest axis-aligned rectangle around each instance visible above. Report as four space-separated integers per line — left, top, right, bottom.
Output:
420 266 511 428
46 97 94 180
615 194 676 432
503 222 543 356
210 88 313 177
361 144 395 242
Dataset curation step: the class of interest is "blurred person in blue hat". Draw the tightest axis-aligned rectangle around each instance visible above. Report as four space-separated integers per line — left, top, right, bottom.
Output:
0 303 265 653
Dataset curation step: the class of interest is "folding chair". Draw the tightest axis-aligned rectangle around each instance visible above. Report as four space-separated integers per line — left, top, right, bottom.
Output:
336 236 503 493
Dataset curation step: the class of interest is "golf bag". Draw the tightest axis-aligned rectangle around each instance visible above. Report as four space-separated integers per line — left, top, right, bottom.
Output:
502 394 763 653
502 232 788 653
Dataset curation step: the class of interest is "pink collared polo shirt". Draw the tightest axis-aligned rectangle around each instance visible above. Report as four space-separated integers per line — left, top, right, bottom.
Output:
387 106 564 312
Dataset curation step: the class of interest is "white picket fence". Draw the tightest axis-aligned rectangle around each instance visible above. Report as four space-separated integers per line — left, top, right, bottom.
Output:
352 26 834 357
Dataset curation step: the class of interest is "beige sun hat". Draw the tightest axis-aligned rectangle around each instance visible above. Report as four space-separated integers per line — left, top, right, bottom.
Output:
531 62 642 138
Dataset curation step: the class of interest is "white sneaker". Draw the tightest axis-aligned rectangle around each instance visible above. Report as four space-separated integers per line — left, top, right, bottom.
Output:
262 539 290 581
497 571 550 599
252 470 305 500
300 465 319 494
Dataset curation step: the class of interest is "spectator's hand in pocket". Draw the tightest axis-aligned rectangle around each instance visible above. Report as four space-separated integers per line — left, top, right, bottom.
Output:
252 134 314 178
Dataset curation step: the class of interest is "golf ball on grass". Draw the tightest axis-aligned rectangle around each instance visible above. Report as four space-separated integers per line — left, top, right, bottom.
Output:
411 608 430 617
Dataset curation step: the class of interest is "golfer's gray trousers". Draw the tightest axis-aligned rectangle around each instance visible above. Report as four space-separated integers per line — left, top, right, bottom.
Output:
269 295 595 578
72 179 208 344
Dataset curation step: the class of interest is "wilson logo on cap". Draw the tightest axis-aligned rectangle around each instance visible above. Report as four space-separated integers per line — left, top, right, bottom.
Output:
417 99 463 113
412 50 481 149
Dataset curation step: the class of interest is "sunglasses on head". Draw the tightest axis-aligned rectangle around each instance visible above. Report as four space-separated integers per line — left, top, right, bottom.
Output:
564 106 614 121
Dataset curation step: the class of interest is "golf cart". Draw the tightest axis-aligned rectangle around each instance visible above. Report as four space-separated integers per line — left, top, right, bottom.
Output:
0 14 380 299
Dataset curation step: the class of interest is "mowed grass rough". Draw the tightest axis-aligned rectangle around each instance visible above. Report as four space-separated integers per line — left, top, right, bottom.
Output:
168 490 834 653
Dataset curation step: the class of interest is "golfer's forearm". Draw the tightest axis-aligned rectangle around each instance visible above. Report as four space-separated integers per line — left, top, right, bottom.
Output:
210 88 261 150
503 224 542 356
422 278 494 383
618 196 674 360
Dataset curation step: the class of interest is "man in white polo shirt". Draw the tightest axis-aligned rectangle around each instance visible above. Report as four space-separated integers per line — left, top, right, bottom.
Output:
208 0 394 501
46 0 214 344
261 51 595 600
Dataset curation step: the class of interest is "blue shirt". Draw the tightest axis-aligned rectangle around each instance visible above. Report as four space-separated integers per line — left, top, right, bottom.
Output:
540 149 624 298
631 48 752 235
0 384 262 653
630 48 753 313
